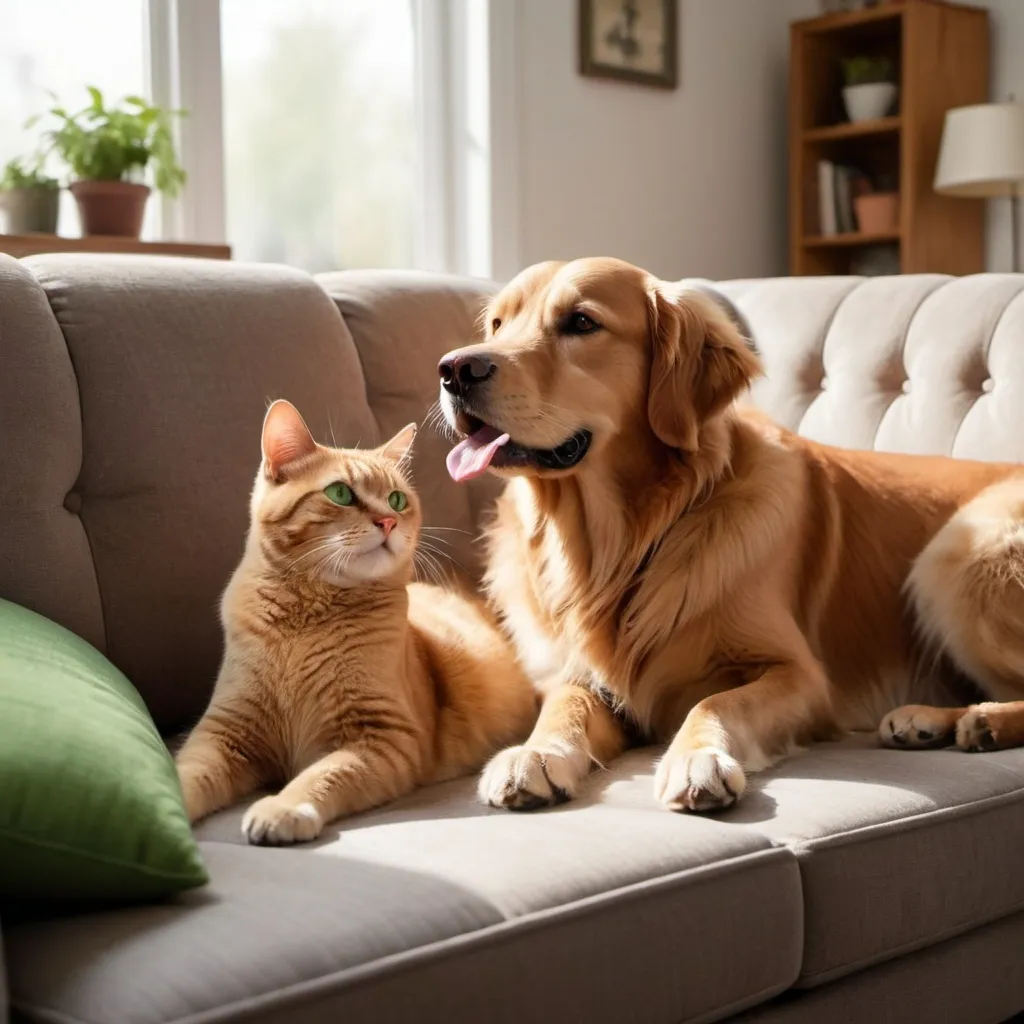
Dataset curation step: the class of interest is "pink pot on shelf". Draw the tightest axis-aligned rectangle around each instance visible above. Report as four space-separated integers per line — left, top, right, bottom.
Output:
854 192 899 234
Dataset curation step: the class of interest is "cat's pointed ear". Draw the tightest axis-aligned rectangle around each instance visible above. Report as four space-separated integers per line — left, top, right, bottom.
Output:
261 400 318 482
378 422 417 464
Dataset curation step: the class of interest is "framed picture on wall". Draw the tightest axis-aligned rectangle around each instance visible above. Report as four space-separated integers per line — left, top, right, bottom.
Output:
578 0 678 90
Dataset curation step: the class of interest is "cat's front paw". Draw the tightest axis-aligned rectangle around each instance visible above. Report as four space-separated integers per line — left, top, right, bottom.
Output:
241 796 323 845
477 742 590 811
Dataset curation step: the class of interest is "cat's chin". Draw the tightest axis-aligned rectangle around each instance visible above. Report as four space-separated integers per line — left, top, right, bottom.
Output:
320 545 411 588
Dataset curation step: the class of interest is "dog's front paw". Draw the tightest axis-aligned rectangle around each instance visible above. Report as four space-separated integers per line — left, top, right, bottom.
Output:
880 704 959 749
956 705 1000 752
477 742 590 811
241 796 323 845
655 746 745 813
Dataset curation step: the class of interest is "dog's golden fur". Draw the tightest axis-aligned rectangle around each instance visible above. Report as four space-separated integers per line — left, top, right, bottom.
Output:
438 257 1024 813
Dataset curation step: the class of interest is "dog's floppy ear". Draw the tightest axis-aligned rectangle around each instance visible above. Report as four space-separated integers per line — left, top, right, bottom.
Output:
646 285 761 452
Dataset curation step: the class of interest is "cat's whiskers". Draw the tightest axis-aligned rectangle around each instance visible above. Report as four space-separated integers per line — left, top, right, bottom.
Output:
413 547 446 586
419 539 470 579
285 539 342 575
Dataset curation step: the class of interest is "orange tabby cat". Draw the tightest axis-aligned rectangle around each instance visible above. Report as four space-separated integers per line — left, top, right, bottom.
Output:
175 399 537 845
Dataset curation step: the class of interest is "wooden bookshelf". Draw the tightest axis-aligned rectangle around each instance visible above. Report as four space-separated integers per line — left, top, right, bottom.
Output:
803 115 901 142
0 234 231 260
789 0 989 276
803 230 902 248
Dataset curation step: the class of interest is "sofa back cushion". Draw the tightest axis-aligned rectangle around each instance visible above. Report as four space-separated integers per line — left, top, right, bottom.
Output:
7 255 379 733
0 257 496 734
316 269 500 580
718 274 1024 463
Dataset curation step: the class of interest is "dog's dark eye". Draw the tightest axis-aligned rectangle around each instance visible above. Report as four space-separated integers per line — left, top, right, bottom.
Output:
565 312 600 335
491 318 501 333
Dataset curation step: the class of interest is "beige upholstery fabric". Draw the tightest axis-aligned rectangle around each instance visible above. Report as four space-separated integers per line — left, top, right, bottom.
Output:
734 910 1024 1024
7 761 802 1024
6 262 1024 1024
0 255 104 652
718 274 1024 463
713 736 1024 986
315 270 500 579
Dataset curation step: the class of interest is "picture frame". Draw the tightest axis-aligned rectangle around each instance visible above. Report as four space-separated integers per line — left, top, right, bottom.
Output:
578 0 678 91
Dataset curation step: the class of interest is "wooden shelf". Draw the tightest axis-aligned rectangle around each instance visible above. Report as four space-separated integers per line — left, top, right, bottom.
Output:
796 4 903 36
803 116 901 142
803 231 901 248
789 0 988 276
0 234 231 260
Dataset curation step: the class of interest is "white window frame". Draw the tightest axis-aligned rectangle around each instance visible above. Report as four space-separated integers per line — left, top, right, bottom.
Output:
146 0 225 246
143 0 517 279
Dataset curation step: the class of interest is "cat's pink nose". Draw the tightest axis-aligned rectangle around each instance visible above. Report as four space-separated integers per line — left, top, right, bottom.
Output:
374 516 397 540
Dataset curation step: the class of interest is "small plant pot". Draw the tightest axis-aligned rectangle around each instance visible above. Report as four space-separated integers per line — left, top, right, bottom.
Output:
0 187 59 234
854 192 899 234
69 180 150 238
843 82 898 122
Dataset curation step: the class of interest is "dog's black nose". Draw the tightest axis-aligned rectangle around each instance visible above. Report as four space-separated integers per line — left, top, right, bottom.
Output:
438 353 497 395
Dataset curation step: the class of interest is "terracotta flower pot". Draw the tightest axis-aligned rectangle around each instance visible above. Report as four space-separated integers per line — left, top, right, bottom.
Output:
854 192 899 234
0 187 59 234
69 180 150 238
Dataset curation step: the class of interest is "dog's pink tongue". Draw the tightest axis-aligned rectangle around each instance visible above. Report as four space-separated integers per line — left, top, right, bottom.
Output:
446 425 510 482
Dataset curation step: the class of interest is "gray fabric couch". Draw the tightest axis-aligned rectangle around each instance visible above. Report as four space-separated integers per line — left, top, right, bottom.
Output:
2 255 1024 1024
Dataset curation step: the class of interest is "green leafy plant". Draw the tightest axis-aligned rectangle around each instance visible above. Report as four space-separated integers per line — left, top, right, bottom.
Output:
0 157 59 192
841 56 894 87
31 86 186 197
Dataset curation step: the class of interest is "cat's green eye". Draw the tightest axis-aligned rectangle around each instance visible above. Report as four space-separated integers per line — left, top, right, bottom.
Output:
388 490 408 512
324 482 354 506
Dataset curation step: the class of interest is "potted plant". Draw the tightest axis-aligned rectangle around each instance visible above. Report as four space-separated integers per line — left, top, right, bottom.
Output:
854 171 899 235
0 158 59 235
32 87 185 238
840 56 897 123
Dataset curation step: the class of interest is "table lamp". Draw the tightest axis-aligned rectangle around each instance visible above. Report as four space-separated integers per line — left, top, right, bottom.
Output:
934 100 1024 272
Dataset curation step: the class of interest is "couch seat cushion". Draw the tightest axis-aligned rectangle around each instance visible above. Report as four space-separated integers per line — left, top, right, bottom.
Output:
719 734 1024 988
6 759 802 1024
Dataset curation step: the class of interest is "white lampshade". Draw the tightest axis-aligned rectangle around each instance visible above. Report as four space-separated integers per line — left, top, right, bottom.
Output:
934 102 1024 198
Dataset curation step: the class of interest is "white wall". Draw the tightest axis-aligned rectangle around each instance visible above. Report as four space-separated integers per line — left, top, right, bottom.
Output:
960 0 1024 271
503 0 815 281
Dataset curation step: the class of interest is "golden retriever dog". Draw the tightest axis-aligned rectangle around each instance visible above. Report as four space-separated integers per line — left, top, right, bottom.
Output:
436 257 1024 814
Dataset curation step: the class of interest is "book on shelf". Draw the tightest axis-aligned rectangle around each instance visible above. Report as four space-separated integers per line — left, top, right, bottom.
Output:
817 160 872 237
817 160 837 236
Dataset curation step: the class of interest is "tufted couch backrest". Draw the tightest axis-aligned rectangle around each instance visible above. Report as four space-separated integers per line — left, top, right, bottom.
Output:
3 259 1024 735
0 255 495 733
717 275 1024 463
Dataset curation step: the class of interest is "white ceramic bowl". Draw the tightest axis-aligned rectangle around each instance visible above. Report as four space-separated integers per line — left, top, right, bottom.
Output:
843 82 898 122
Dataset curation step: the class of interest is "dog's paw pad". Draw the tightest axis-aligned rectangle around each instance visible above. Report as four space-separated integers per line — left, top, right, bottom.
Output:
477 744 586 811
956 708 998 753
880 705 957 750
654 747 745 813
241 797 323 845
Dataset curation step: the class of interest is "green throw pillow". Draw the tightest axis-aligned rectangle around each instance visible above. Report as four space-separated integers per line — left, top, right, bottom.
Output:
0 598 208 900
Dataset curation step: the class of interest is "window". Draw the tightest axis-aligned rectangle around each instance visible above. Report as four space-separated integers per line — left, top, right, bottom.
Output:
0 0 515 277
220 0 416 272
0 0 149 237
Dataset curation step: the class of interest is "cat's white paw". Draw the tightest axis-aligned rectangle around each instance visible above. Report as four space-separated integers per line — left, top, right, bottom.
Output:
654 746 745 813
241 797 323 845
478 742 590 810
